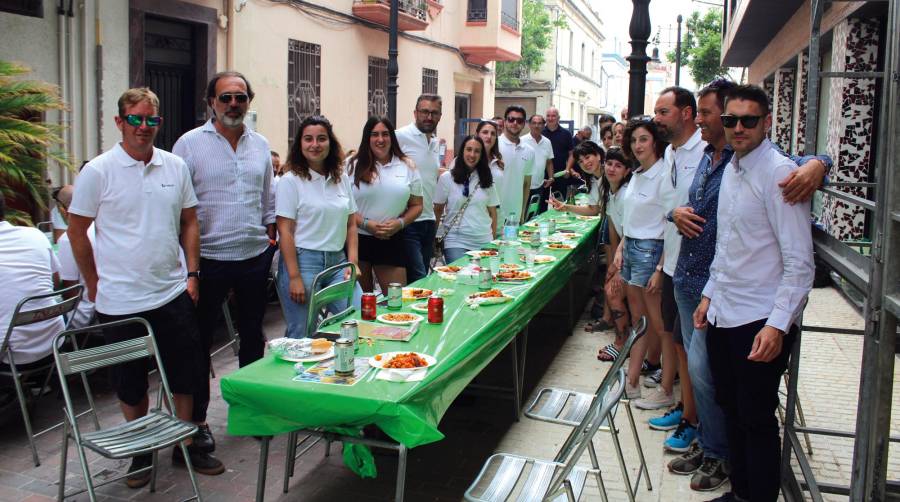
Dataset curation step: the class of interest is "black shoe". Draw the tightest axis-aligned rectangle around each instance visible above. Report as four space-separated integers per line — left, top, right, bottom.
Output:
126 453 153 489
193 423 215 453
172 444 225 476
705 493 747 502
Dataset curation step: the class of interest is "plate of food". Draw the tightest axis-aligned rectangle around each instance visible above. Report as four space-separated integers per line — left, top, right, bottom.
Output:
402 287 433 301
499 263 521 271
434 265 462 274
545 242 576 250
269 337 334 362
522 221 540 228
465 289 514 305
575 215 601 220
370 352 437 372
554 229 581 236
376 312 423 325
495 270 534 281
465 249 499 258
518 229 536 238
491 239 521 247
520 254 557 264
410 302 429 313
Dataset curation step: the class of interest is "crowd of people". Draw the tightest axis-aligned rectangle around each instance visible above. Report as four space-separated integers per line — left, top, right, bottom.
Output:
0 69 831 501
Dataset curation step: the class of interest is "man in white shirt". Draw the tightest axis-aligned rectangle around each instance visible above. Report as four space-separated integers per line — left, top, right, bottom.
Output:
521 114 554 217
173 71 276 454
395 94 442 282
496 105 534 224
68 87 224 485
694 84 814 502
54 185 94 329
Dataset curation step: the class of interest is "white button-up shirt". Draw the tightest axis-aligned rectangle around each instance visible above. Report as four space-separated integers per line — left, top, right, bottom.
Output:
622 157 668 240
395 122 440 222
662 128 706 275
521 133 554 190
173 119 275 261
497 134 535 220
702 139 814 331
69 144 198 315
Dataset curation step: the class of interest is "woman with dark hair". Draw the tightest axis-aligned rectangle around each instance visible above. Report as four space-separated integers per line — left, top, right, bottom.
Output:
475 120 504 190
276 115 362 338
548 140 604 217
433 135 500 263
347 116 423 291
614 118 673 405
613 122 625 147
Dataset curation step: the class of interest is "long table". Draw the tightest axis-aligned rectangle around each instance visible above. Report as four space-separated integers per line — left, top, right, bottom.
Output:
220 210 601 500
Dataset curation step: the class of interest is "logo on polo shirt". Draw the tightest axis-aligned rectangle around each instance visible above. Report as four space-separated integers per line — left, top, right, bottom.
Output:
161 183 175 188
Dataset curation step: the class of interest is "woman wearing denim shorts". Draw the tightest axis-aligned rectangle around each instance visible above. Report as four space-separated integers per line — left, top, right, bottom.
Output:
275 116 363 338
614 119 670 398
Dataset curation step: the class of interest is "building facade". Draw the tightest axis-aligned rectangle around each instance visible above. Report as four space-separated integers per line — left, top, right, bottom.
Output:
0 0 522 185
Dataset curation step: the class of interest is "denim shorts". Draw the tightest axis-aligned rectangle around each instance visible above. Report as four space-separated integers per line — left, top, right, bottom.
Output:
620 237 663 288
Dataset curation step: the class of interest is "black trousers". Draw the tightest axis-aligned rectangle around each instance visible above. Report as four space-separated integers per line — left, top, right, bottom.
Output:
707 319 797 502
192 245 275 422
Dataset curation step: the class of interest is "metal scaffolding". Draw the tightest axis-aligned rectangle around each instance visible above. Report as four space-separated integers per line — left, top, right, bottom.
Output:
781 0 900 500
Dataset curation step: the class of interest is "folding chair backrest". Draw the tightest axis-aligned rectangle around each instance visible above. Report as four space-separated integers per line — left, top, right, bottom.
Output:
306 262 356 336
525 194 541 222
3 284 83 355
544 369 626 501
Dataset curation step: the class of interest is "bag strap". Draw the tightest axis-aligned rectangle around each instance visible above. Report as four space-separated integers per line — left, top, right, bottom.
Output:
438 184 475 242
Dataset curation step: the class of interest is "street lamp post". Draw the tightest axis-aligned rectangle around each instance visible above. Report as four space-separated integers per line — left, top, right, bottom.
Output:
627 0 651 118
387 0 399 123
675 14 683 86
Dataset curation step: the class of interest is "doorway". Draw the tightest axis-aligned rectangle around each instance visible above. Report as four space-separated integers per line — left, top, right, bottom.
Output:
454 93 471 153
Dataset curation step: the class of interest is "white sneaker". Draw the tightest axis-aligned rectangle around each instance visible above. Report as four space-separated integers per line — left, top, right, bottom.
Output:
625 381 642 400
633 387 675 410
644 368 662 388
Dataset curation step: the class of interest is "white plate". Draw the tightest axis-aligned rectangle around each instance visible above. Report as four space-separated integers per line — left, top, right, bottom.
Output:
465 250 499 258
544 242 576 250
520 254 557 264
575 215 601 220
499 263 521 271
523 221 540 228
491 239 521 246
433 265 462 274
279 347 334 363
465 292 514 305
410 302 429 313
369 352 437 372
494 270 534 281
377 313 424 325
402 288 433 301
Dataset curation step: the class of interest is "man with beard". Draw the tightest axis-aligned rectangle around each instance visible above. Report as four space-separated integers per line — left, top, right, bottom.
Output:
396 94 443 282
173 71 276 456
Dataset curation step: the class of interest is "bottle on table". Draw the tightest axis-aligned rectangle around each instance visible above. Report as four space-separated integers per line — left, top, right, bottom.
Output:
502 212 518 242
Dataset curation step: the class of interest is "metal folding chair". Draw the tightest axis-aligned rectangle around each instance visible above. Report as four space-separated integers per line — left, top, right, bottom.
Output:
209 298 241 378
524 193 541 222
53 318 203 502
522 317 651 502
304 262 357 337
464 368 628 502
0 284 99 466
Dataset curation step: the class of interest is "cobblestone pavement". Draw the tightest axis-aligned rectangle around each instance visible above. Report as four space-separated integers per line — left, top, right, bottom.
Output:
0 286 893 501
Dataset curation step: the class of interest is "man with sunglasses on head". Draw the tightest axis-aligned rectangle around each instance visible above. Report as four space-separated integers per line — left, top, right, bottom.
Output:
67 88 224 486
172 71 276 458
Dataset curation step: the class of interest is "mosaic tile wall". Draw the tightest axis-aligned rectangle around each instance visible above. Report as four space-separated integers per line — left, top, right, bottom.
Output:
792 52 810 155
764 79 776 141
821 17 880 241
774 68 796 152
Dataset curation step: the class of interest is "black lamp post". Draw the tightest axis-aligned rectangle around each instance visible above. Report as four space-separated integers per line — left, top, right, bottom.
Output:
387 0 399 124
675 14 683 86
627 0 651 118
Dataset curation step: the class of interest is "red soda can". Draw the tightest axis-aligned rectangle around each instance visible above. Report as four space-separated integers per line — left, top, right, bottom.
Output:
361 293 377 320
427 294 444 324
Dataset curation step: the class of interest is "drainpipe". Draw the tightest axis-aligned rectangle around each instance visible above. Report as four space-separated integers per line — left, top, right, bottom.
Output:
80 0 90 166
226 0 234 69
57 0 68 184
95 5 103 154
66 0 77 176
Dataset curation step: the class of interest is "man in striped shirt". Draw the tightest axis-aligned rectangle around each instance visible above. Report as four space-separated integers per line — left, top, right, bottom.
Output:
173 71 276 455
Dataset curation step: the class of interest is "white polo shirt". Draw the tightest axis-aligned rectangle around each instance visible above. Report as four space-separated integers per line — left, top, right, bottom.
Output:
68 144 198 315
434 171 500 250
275 170 357 252
521 133 554 190
622 157 668 240
348 156 423 237
661 128 706 275
606 182 628 238
396 123 440 222
0 222 65 364
496 134 535 220
57 225 96 328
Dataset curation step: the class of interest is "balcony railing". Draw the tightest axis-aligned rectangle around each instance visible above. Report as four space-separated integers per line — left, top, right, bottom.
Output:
467 0 487 22
501 10 518 31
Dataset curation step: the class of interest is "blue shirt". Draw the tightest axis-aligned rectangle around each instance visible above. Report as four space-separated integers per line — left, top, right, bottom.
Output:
673 143 833 298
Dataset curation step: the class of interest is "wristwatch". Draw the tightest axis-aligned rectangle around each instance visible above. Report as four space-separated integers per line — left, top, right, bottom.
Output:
187 271 201 279
666 210 675 223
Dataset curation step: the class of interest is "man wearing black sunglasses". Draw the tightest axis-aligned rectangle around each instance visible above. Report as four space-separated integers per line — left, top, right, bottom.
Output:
173 71 276 465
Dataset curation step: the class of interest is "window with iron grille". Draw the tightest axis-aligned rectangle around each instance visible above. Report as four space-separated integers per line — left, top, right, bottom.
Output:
288 39 321 148
501 0 518 31
0 0 43 17
422 68 438 95
467 0 486 22
368 56 388 117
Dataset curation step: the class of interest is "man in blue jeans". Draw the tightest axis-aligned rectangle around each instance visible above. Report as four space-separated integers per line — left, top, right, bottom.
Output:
666 80 831 494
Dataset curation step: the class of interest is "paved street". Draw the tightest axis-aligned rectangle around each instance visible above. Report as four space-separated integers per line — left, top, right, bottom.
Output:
0 285 894 501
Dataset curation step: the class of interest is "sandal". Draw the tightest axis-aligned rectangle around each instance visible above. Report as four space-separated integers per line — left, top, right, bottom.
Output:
597 343 620 361
585 319 614 333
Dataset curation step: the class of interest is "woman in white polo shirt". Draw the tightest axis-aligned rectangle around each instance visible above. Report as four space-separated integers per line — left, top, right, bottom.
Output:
476 120 504 186
548 140 604 217
433 135 500 263
613 118 671 402
276 116 362 339
347 117 423 291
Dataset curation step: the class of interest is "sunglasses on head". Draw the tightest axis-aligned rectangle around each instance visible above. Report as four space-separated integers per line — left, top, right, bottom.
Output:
505 116 525 124
217 93 249 104
721 114 763 129
122 114 161 127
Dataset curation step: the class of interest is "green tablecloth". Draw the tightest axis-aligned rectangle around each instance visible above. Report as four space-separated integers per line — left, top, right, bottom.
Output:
221 210 600 451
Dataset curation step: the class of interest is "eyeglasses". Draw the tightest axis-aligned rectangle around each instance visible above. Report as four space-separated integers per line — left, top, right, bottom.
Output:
505 117 525 124
416 109 442 118
720 114 763 129
122 114 162 127
217 93 249 104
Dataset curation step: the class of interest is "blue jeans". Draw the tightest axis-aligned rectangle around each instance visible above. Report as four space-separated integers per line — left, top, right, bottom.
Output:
402 220 437 283
674 285 729 461
443 247 469 264
277 248 363 339
620 237 663 288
